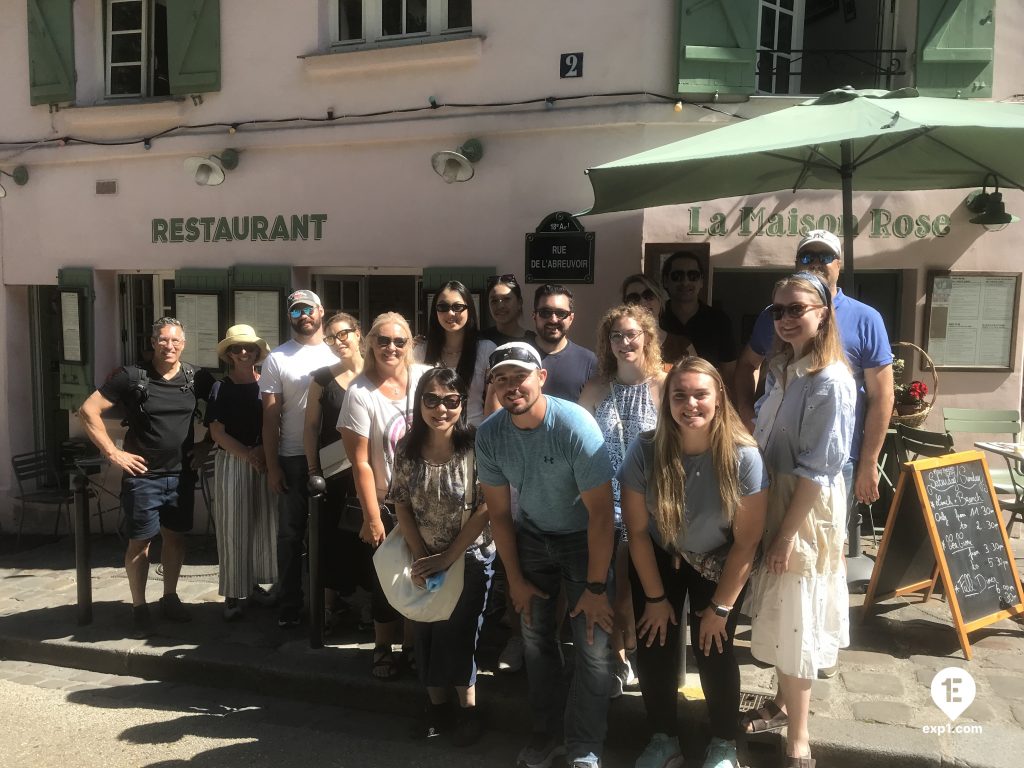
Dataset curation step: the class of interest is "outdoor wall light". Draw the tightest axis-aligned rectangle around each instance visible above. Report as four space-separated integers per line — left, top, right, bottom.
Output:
966 173 1019 231
184 149 239 186
0 166 29 198
431 139 484 183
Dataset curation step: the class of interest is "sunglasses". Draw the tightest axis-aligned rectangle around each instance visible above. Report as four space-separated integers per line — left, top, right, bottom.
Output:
486 273 518 288
325 328 357 346
375 335 409 349
668 269 702 283
797 251 840 266
436 302 468 314
609 329 644 345
536 307 571 321
289 306 315 318
769 302 825 321
422 393 464 409
624 289 657 305
226 344 259 355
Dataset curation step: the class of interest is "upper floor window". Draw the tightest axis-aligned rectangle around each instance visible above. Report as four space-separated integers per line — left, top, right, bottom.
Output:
106 0 170 98
331 0 471 46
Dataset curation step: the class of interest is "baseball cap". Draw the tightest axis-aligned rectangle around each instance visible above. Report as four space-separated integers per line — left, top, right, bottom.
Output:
488 342 542 374
797 229 842 257
287 289 322 309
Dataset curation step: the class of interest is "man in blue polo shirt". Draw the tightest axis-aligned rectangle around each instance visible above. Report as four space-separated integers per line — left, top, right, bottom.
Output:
735 229 894 511
477 341 615 768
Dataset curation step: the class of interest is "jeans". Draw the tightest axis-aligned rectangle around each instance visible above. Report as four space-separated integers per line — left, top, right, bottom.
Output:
517 526 609 760
276 454 311 613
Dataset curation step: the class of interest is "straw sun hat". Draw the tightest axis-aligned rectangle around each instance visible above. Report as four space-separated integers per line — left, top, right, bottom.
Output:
216 324 271 363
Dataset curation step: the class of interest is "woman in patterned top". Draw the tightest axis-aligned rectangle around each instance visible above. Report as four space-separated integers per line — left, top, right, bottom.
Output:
392 366 494 747
579 304 666 697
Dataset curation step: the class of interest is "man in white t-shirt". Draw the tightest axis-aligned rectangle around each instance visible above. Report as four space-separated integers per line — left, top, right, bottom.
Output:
260 290 338 628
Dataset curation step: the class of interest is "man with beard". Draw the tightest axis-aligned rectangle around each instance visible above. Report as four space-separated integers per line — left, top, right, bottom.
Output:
261 290 338 628
531 284 597 402
659 252 737 376
79 318 198 636
476 342 615 768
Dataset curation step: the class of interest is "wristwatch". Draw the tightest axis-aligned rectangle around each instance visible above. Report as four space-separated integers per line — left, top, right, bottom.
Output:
585 581 607 595
712 602 732 618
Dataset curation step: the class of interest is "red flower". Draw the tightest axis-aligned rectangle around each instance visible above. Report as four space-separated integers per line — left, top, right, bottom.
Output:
908 380 928 401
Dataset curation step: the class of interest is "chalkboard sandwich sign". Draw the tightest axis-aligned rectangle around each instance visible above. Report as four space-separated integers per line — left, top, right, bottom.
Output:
863 450 1024 660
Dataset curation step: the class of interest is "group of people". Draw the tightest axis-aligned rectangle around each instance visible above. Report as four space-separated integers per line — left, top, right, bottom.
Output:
77 228 894 768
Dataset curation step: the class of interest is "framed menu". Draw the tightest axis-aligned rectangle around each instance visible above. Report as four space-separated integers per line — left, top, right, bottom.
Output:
175 292 222 368
923 272 1020 371
59 290 85 363
233 289 282 350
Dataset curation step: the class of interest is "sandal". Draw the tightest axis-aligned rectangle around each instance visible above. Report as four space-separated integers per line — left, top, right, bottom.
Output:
784 756 814 767
371 645 401 681
399 645 417 676
739 700 788 733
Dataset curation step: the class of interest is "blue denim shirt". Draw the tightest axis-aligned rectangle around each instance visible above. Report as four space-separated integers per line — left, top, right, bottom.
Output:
754 355 856 488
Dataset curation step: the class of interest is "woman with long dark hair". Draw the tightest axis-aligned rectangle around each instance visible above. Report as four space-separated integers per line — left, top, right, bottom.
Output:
620 356 767 768
418 280 496 426
743 272 855 768
391 367 494 746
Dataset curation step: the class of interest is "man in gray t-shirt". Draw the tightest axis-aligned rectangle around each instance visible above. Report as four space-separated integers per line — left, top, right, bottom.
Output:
530 284 597 402
476 341 614 768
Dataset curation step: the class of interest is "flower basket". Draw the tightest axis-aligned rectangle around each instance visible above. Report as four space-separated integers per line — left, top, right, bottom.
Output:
889 341 938 428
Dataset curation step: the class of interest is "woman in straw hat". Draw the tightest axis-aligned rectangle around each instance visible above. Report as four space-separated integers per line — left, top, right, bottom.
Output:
206 324 276 621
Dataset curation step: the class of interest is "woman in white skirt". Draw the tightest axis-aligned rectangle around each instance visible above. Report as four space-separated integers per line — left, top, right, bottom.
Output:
206 325 277 620
745 272 855 768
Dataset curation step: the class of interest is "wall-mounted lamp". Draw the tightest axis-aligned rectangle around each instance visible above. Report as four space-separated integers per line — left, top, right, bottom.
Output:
966 173 1019 231
0 166 29 198
183 149 239 186
430 139 483 183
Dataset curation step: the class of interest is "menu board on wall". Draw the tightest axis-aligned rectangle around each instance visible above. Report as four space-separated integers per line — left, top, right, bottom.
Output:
924 272 1020 371
60 290 83 363
234 290 281 350
176 293 221 368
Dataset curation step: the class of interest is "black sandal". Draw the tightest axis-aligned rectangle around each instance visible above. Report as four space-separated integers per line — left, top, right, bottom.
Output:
739 700 789 733
371 645 401 681
399 645 417 675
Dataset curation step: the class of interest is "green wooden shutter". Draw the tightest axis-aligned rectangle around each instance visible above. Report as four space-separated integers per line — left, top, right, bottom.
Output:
57 268 93 411
26 0 75 106
167 0 221 95
677 0 758 96
422 267 495 292
174 268 228 292
916 0 994 98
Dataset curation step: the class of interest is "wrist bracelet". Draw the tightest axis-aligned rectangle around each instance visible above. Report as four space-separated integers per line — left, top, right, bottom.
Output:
645 593 667 603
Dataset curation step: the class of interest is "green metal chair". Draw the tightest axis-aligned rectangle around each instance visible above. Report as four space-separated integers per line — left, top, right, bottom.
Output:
893 424 955 462
11 450 73 544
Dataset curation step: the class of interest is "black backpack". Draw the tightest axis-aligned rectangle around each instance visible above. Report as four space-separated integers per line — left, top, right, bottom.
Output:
120 362 198 429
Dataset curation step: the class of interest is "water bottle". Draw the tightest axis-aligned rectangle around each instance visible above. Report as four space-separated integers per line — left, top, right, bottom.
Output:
425 572 446 592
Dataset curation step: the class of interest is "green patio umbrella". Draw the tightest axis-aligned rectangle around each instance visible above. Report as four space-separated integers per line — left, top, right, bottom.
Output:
584 87 1024 291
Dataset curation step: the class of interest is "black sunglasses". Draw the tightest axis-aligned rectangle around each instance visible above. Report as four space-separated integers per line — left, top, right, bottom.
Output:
422 393 464 409
797 251 840 266
624 289 657 305
768 302 825 321
375 335 409 348
486 273 518 288
536 307 571 320
325 328 357 346
289 306 315 318
436 302 468 314
226 344 259 355
668 269 702 283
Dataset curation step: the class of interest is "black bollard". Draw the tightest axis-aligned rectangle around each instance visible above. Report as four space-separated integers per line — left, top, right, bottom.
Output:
307 474 326 649
73 471 92 625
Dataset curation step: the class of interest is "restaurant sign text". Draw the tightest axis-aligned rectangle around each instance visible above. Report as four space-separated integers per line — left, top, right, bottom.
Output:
152 214 327 243
687 206 951 239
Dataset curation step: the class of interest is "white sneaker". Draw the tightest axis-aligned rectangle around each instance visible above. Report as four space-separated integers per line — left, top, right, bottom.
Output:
635 733 684 768
499 635 525 672
702 737 738 768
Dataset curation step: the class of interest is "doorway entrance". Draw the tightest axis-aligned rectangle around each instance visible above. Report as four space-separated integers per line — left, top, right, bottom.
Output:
313 273 422 334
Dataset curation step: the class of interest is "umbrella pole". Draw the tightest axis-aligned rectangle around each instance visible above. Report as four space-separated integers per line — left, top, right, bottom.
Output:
841 140 855 296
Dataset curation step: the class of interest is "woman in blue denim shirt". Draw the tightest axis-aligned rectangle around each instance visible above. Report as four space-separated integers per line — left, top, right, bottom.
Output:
744 272 856 768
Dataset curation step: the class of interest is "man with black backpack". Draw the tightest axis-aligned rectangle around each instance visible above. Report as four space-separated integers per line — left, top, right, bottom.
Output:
79 317 200 637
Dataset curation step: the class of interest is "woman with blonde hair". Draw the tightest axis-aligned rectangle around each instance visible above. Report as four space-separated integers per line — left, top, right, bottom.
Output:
619 356 768 768
205 325 276 621
339 311 430 679
579 304 666 696
743 272 855 768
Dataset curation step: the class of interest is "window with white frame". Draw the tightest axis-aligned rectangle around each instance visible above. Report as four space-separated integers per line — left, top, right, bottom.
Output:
331 0 471 46
105 0 170 97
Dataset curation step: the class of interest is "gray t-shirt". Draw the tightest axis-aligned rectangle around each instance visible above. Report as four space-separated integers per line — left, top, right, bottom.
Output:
476 396 613 534
617 433 768 553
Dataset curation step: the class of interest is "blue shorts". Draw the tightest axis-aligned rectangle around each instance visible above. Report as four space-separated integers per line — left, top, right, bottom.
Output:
122 474 194 540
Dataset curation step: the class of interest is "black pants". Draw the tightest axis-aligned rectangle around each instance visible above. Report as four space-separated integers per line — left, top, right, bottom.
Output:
629 542 744 741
